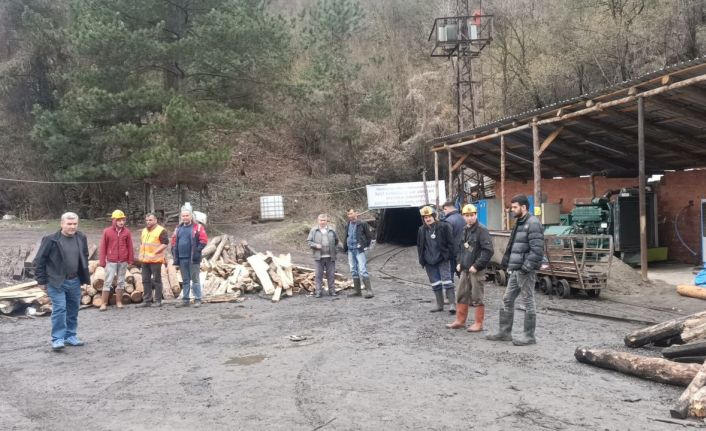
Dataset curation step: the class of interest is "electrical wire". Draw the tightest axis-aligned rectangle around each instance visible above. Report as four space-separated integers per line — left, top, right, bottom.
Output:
209 183 367 198
675 204 698 257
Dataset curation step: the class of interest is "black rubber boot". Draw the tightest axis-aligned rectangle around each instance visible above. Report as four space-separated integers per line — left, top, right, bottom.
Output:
486 309 514 341
430 290 444 312
348 278 362 297
445 287 456 315
512 312 537 346
362 277 374 298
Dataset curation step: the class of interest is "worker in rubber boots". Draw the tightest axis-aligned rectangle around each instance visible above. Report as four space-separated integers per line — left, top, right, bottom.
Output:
486 194 544 346
342 208 374 298
98 210 134 311
171 208 208 308
417 206 456 314
447 204 493 331
136 213 169 308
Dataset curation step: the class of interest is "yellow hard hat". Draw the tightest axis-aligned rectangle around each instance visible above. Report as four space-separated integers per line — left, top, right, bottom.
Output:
462 204 477 215
111 209 126 219
419 206 435 217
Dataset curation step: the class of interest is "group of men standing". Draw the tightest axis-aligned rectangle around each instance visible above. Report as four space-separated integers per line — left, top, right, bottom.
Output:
306 208 374 299
34 207 208 350
416 194 544 346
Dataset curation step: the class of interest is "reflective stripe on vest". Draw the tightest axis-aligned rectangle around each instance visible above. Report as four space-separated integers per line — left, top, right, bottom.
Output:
140 225 165 263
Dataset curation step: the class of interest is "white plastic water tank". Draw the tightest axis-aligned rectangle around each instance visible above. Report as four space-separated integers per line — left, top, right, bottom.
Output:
260 195 284 220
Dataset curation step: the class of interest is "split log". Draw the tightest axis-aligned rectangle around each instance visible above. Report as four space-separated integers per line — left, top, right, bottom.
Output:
272 286 282 303
664 341 706 359
92 266 106 291
130 291 143 303
624 310 706 348
671 360 706 418
86 284 97 297
12 246 26 280
201 235 223 258
81 294 92 305
124 283 135 294
210 235 229 266
575 346 700 386
87 243 98 260
92 295 103 307
682 321 706 344
247 254 275 295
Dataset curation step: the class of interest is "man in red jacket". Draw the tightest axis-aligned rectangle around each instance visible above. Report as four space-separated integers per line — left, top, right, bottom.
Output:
98 209 134 311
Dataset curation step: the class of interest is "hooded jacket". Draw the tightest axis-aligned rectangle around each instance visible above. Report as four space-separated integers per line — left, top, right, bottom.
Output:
99 219 134 266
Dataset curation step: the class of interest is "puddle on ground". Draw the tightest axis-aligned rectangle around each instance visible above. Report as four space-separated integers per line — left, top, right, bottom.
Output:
225 355 267 366
220 314 245 320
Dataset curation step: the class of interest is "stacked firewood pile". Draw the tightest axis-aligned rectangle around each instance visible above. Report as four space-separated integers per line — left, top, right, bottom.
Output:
199 235 352 302
576 310 706 419
0 235 352 315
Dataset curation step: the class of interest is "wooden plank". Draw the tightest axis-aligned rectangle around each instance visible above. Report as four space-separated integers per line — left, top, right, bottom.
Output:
0 280 38 292
537 126 564 156
451 151 471 172
246 254 275 295
24 239 43 268
87 243 98 261
12 246 26 280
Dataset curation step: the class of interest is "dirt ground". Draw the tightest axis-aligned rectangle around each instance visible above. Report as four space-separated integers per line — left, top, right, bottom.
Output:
1 220 706 430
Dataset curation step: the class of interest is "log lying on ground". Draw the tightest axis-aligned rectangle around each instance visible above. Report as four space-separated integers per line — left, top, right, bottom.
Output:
663 341 706 359
201 235 223 259
677 285 706 300
691 387 706 417
575 346 700 386
91 266 105 291
624 310 706 348
671 360 706 418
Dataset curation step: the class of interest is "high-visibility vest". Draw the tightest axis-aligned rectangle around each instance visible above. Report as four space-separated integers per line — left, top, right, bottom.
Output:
139 225 166 263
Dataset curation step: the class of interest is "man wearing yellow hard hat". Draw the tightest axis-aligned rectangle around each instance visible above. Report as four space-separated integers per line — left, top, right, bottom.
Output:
416 205 456 314
98 209 134 311
447 204 493 332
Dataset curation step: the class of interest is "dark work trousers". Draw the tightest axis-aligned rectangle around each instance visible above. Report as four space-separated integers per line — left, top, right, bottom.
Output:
142 263 164 303
314 257 336 295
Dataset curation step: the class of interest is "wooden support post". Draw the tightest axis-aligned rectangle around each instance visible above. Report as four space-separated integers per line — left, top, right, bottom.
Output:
638 97 648 282
532 119 541 217
434 151 440 208
500 133 507 229
447 147 453 202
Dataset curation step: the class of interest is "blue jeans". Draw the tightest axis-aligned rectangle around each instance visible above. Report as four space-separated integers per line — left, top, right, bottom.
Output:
179 259 202 302
47 278 82 343
347 248 368 279
424 261 454 292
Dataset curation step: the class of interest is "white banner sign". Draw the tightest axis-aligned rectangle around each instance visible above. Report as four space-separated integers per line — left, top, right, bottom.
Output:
366 181 446 209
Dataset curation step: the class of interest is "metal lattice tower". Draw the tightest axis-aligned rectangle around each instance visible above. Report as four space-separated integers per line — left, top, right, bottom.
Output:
429 1 493 132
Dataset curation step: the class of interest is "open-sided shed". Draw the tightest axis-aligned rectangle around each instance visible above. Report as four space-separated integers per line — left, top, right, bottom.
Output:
429 56 706 280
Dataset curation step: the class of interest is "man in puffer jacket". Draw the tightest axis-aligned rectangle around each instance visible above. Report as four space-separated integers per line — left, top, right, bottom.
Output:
487 194 544 346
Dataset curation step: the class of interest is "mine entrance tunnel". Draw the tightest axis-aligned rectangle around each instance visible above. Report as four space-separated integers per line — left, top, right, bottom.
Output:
376 207 422 246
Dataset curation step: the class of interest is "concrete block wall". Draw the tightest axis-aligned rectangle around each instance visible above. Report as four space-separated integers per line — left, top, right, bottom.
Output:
499 170 706 264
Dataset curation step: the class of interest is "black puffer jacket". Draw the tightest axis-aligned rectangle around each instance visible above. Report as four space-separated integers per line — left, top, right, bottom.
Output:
501 213 544 272
417 221 454 267
456 222 493 271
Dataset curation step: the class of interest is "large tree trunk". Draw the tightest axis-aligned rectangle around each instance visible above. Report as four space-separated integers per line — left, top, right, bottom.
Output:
575 346 700 386
624 311 706 347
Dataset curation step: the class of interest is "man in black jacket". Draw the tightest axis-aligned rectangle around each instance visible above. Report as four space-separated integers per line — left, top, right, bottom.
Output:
417 206 456 314
487 194 544 346
342 208 374 298
447 204 493 331
34 212 90 351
